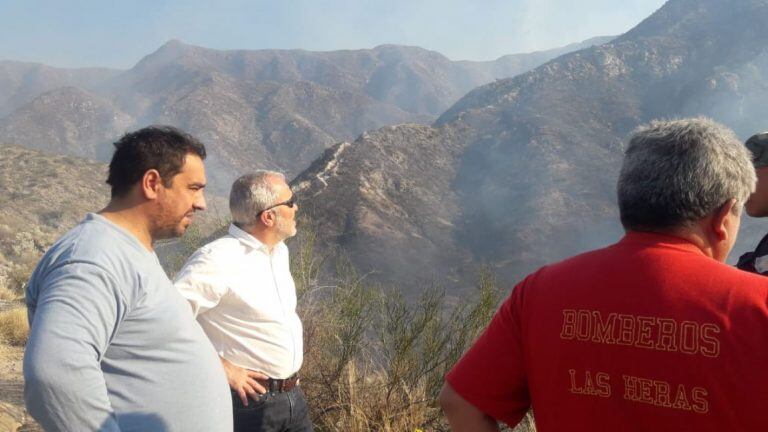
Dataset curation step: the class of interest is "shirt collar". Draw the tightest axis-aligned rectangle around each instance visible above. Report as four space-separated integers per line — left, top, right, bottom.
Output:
88 213 155 257
228 224 283 254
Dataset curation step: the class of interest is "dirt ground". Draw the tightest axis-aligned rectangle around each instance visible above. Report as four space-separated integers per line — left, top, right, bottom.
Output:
0 344 40 431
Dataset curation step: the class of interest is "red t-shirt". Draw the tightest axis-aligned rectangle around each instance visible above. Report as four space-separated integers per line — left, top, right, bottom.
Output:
447 231 768 431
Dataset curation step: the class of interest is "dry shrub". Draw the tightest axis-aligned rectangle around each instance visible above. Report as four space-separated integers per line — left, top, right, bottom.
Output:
0 260 36 301
0 306 29 346
298 265 533 431
290 224 533 431
0 286 20 301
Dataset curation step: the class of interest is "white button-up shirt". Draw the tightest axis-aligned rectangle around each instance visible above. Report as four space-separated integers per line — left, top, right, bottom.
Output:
174 224 303 379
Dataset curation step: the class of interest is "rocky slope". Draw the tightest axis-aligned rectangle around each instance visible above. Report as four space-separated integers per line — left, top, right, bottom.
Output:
0 87 132 160
293 124 473 287
294 0 768 292
0 145 227 289
0 145 110 288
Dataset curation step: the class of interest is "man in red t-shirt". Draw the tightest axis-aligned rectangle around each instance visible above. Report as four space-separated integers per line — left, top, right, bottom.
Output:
440 117 768 431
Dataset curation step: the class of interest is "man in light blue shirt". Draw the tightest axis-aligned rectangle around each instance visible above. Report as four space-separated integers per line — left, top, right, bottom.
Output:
24 126 232 431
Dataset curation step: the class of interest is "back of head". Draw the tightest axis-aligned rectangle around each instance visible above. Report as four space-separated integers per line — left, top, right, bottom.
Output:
618 117 755 231
106 125 207 198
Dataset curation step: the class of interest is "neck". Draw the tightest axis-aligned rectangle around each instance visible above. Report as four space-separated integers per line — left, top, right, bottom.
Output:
242 224 281 251
639 220 719 260
667 228 711 256
99 198 154 251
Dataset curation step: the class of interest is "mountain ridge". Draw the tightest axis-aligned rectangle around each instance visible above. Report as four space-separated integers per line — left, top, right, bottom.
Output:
292 0 768 292
0 38 612 193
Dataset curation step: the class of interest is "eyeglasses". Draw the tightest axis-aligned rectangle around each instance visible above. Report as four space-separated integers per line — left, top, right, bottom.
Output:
257 194 297 216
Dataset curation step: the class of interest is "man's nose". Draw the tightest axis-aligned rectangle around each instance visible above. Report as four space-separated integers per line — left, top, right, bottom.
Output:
195 193 207 211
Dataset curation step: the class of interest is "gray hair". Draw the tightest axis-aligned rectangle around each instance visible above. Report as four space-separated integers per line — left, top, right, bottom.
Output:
618 117 756 231
229 170 286 228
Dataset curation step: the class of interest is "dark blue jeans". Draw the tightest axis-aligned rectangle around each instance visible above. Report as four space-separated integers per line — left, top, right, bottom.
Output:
231 386 314 432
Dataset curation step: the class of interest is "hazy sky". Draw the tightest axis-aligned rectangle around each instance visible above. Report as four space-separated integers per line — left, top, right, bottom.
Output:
0 0 667 69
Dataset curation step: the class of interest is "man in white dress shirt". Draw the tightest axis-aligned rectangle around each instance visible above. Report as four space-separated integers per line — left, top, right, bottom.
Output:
175 170 312 432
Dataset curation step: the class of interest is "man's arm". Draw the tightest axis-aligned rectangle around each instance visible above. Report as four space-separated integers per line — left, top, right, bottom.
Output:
441 283 531 428
440 382 499 431
173 248 227 317
24 262 127 431
173 248 268 404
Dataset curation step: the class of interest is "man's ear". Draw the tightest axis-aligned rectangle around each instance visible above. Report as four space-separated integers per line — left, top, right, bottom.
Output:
259 209 276 228
711 198 738 241
141 169 163 200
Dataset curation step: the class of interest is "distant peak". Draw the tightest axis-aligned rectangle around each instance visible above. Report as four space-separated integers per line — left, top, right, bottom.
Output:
373 44 438 53
153 39 197 55
161 39 187 49
371 44 449 61
131 39 197 71
373 44 416 50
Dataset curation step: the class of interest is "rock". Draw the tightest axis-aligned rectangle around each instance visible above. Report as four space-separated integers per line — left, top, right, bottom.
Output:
0 402 24 432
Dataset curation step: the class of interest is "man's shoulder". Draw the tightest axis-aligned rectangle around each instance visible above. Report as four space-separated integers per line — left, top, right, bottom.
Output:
42 218 112 265
30 215 157 294
700 254 768 286
50 214 146 259
527 237 768 293
196 234 246 256
184 234 252 268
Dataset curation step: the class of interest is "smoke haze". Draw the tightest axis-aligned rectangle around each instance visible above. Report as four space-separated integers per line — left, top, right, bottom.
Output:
0 0 666 68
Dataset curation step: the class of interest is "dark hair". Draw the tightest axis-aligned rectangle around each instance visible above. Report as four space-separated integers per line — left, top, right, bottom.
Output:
106 125 207 198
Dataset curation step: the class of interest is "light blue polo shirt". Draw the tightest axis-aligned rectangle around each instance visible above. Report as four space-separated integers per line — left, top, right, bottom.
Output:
24 213 232 431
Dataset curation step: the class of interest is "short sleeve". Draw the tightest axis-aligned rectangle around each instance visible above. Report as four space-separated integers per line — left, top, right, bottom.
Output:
445 279 530 426
24 262 127 431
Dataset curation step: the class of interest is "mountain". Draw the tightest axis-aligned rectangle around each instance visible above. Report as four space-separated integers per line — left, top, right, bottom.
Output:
0 61 119 117
0 87 132 160
116 39 613 118
455 36 614 86
0 145 109 286
0 39 611 192
294 0 768 292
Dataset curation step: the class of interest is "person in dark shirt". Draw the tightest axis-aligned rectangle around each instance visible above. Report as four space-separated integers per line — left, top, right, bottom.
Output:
737 132 768 274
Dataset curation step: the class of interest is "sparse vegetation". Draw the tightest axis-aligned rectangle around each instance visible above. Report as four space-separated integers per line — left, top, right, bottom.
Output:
0 287 18 301
0 260 35 301
290 223 535 431
162 224 208 277
0 306 28 346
